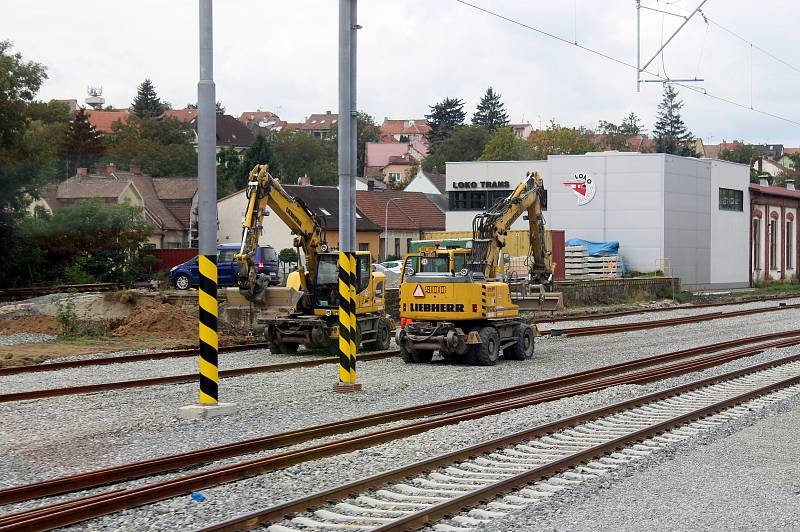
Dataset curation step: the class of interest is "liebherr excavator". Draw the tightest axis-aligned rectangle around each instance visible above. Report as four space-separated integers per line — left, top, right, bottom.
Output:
232 164 392 354
396 170 560 365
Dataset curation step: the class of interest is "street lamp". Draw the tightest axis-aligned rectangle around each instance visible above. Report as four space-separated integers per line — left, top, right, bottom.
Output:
384 197 402 261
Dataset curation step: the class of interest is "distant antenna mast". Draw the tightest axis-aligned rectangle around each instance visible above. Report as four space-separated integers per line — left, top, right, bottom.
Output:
86 86 105 109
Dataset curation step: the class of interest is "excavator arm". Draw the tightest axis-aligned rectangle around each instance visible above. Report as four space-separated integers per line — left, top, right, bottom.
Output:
234 164 326 299
468 171 553 286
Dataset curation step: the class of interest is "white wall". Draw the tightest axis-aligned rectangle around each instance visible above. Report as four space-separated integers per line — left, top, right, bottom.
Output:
445 160 550 231
404 174 439 195
217 190 296 252
549 153 666 274
709 160 750 287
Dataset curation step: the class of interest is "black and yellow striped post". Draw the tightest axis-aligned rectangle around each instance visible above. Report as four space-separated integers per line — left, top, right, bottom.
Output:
334 251 362 392
198 255 219 404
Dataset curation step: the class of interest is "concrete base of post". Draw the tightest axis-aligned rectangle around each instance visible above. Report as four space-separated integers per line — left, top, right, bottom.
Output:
177 402 239 420
332 382 363 393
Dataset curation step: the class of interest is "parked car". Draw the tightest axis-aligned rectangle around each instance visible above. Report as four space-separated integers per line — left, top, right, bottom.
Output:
169 244 280 290
372 263 399 288
380 260 403 274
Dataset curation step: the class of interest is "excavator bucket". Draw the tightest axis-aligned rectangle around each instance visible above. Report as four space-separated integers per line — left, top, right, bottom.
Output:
513 291 564 312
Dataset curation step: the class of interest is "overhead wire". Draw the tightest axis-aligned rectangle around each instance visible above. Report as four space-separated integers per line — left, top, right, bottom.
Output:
451 0 800 128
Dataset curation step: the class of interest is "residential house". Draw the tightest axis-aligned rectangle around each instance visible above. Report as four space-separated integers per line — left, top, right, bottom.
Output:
778 148 799 170
217 184 382 261
403 166 447 212
32 164 197 248
85 109 130 133
364 142 428 184
190 114 255 152
755 158 791 178
380 118 430 143
355 190 446 261
510 123 534 139
238 110 286 135
284 111 338 139
164 108 198 122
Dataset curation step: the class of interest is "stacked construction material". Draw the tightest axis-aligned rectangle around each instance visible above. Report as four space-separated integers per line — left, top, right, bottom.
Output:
586 255 622 278
564 245 589 278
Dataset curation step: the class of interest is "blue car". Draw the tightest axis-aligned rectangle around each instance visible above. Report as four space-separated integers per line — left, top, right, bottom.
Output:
169 243 280 290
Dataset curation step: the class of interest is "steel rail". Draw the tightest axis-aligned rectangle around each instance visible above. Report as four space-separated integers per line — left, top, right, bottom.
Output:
0 351 397 403
0 342 271 376
540 302 800 336
3 343 800 530
532 292 800 324
204 356 800 531
1 330 798 507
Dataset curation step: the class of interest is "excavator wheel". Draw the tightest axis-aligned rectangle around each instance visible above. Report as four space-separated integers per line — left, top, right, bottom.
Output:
372 317 391 351
507 323 535 360
468 326 500 366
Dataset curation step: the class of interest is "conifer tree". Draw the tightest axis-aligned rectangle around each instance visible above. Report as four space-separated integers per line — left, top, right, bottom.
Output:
425 97 466 146
131 79 164 118
59 108 105 175
653 85 695 156
472 87 509 133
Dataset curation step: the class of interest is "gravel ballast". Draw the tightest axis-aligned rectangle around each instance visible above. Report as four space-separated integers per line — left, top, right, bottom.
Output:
1 299 800 529
0 333 56 345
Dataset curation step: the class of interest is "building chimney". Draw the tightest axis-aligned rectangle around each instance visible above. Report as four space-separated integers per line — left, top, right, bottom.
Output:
104 163 117 177
759 177 770 186
786 179 796 190
326 110 331 115
130 164 142 176
76 167 88 177
368 179 375 191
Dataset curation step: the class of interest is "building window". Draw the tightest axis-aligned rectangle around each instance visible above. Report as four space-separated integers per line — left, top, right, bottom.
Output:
752 219 761 270
787 220 794 270
719 188 743 211
449 191 468 210
394 238 401 258
379 238 385 259
358 242 369 252
769 220 778 269
388 172 401 182
406 238 413 254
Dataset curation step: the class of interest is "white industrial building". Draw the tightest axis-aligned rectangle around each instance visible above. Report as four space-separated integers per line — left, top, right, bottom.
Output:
446 153 751 289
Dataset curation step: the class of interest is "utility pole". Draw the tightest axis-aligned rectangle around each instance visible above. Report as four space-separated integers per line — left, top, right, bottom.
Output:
334 0 361 392
180 0 237 419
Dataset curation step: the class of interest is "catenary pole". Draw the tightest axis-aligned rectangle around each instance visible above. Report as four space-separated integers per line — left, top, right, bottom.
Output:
179 0 237 418
335 0 361 391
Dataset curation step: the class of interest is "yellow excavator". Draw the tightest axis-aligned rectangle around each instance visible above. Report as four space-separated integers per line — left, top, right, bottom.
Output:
231 164 392 354
396 170 561 365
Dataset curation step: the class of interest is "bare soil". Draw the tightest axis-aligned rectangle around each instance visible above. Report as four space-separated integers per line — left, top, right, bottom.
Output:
0 297 244 368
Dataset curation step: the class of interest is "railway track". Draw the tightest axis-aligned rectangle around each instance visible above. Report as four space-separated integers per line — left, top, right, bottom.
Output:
0 342 271 376
532 292 800 324
539 302 800 337
2 331 799 530
209 356 800 532
0 350 399 403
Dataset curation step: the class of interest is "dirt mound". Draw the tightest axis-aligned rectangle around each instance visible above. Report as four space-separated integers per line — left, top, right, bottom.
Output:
0 315 61 335
112 300 197 339
111 300 239 344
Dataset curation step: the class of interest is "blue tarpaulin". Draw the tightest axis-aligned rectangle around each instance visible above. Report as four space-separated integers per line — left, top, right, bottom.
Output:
565 238 626 274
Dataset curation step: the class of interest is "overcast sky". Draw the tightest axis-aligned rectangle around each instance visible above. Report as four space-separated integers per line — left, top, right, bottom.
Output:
4 1 800 145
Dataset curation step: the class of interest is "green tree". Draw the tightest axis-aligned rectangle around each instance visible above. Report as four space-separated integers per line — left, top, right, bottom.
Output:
653 85 696 156
719 143 763 181
216 147 243 198
527 120 598 159
27 99 71 124
131 79 165 118
242 133 276 179
271 130 337 185
19 200 150 284
422 125 490 173
104 116 197 176
479 127 525 161
619 112 644 136
472 87 509 133
59 108 105 176
425 97 466 146
597 112 645 151
0 41 61 287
